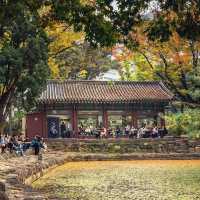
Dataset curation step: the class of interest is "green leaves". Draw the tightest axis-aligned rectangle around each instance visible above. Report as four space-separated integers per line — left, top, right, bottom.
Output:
0 0 50 120
54 42 119 80
187 61 200 103
146 17 172 42
165 109 200 138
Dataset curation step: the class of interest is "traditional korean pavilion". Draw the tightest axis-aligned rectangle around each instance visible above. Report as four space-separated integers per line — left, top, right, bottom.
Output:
26 80 173 139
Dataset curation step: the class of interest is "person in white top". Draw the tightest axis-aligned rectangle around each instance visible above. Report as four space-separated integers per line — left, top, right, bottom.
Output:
152 126 159 138
125 125 130 135
138 126 146 138
130 126 137 138
100 127 107 138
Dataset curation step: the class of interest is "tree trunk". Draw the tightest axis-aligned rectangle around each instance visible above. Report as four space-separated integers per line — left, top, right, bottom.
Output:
0 113 6 135
0 84 16 134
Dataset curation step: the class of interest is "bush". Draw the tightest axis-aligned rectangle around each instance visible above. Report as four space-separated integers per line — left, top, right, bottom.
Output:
165 109 200 138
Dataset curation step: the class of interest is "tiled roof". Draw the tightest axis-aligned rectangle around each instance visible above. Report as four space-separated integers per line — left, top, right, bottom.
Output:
38 80 173 104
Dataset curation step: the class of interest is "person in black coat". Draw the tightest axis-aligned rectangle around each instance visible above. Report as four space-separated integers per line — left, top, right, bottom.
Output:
60 121 66 138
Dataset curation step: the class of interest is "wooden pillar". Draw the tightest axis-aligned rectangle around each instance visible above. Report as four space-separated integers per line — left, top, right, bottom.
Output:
132 112 138 128
103 109 108 130
96 115 99 128
153 114 158 126
160 111 165 128
72 106 78 137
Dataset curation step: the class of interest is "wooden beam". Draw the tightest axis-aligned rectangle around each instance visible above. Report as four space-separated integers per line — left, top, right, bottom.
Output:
160 111 166 128
132 112 138 128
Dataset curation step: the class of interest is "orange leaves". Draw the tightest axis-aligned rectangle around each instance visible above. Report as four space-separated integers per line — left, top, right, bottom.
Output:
171 32 180 47
171 51 190 66
111 44 133 63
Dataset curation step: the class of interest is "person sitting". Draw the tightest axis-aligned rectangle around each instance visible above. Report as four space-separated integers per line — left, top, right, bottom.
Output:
125 125 130 135
152 126 159 138
93 127 100 138
129 126 137 138
143 125 151 138
15 140 24 156
78 127 83 135
85 127 91 136
21 137 31 152
109 128 115 137
115 126 121 138
100 127 107 138
138 126 145 138
41 137 47 152
7 135 16 153
7 135 18 153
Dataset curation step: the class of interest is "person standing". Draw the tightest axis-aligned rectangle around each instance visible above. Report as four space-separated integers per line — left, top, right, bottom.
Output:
31 136 44 155
0 135 6 153
66 120 72 138
60 121 66 138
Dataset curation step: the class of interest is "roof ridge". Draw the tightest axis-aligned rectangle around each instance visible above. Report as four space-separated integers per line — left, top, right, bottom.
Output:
47 79 161 84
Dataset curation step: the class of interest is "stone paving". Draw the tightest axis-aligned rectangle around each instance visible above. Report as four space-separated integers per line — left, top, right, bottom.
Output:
0 150 80 199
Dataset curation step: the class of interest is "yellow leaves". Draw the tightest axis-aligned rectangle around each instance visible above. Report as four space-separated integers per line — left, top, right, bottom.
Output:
33 160 200 200
38 5 52 18
179 89 189 96
81 0 96 6
0 31 12 47
79 69 88 79
46 21 85 78
47 23 84 55
48 57 59 78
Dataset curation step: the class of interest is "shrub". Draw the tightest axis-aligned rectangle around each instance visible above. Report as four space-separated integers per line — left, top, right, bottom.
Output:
165 109 200 138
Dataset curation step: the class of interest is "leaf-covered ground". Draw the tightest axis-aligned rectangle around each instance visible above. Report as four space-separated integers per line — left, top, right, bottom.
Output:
32 160 200 200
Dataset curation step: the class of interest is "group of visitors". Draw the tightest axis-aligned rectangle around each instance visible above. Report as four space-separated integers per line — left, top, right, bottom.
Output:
78 124 167 139
126 125 168 138
0 134 46 156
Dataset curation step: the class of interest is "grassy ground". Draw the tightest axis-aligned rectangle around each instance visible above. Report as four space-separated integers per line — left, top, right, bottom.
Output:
32 160 200 200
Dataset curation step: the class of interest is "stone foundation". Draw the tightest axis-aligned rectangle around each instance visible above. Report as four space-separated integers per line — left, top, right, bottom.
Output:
47 137 200 154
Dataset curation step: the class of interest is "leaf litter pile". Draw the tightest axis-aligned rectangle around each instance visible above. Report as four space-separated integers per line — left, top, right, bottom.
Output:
32 160 200 200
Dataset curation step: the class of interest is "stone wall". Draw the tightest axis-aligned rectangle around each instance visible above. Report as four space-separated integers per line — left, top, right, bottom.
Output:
47 137 200 154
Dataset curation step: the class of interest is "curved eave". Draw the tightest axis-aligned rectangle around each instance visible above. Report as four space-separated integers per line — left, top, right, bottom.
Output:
37 98 172 105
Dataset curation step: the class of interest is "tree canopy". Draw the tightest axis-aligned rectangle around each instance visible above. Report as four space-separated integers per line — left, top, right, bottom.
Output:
0 1 50 126
52 41 119 80
1 0 200 129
